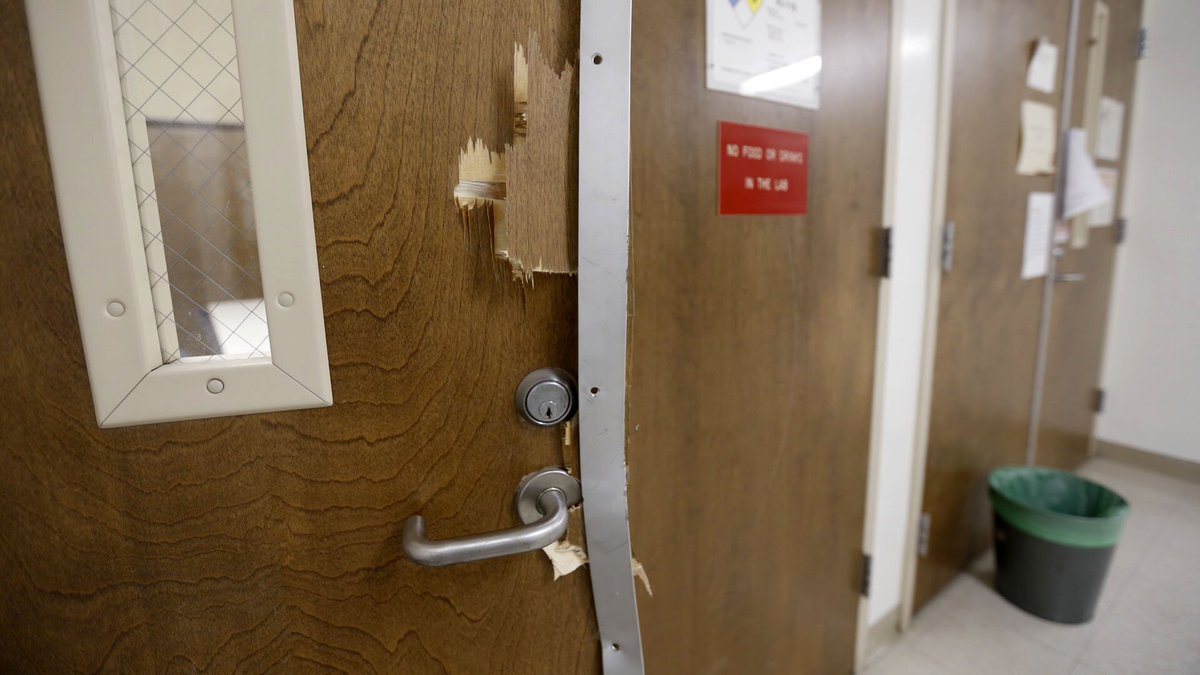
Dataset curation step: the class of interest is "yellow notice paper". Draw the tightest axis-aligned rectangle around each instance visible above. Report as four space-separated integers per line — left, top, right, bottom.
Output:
1088 168 1120 226
1095 97 1125 161
1017 101 1058 176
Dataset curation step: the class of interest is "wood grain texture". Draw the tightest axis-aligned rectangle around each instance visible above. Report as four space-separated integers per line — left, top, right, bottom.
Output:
1037 0 1142 471
915 0 1071 612
626 0 891 672
0 2 598 672
504 34 577 278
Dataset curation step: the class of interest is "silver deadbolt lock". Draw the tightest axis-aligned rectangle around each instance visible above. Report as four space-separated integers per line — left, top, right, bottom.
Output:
515 368 577 426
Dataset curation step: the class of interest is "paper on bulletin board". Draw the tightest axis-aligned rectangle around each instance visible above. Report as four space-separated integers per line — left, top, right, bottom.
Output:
1023 192 1056 280
1088 168 1120 226
1064 129 1112 220
1095 97 1125 161
1017 101 1058 175
706 0 822 109
1026 38 1059 94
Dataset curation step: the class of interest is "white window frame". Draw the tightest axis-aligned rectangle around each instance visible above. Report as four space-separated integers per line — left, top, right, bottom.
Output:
25 0 331 427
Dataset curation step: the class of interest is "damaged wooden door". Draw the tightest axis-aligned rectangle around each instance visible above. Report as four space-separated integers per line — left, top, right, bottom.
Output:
0 1 600 672
625 0 892 672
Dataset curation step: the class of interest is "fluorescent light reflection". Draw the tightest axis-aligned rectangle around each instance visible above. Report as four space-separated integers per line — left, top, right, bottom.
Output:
738 55 823 96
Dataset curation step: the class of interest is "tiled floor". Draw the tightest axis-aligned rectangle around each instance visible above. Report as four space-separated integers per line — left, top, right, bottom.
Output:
865 458 1200 675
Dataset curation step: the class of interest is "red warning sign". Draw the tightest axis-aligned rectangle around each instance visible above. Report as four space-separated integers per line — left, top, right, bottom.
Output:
718 121 809 216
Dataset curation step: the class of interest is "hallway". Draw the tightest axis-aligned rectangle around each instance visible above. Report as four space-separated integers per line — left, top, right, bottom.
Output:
866 459 1200 674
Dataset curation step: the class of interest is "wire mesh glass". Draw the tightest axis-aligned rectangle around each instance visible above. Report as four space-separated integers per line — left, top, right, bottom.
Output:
110 0 269 361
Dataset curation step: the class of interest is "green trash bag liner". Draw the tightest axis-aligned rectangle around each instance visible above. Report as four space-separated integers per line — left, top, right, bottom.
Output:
988 467 1130 548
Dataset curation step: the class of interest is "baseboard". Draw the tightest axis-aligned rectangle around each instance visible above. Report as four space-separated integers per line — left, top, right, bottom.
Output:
862 607 902 669
1095 439 1200 484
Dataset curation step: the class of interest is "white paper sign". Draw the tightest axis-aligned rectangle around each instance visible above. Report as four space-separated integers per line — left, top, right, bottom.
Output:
1026 39 1059 94
1088 168 1120 226
1064 128 1112 219
1095 96 1125 161
707 0 822 109
1017 101 1058 176
1023 193 1056 279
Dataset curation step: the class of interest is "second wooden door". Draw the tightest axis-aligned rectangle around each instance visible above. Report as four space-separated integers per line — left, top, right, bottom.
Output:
626 0 892 671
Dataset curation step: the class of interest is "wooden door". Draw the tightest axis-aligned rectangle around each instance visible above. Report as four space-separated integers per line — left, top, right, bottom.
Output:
915 0 1142 612
1037 0 1142 471
915 0 1072 611
0 2 599 672
625 0 891 672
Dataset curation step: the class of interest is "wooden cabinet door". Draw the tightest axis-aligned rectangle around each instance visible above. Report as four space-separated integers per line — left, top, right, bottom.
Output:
625 0 892 672
0 2 598 672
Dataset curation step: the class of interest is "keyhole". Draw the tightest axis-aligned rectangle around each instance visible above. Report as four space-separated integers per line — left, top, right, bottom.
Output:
517 372 575 427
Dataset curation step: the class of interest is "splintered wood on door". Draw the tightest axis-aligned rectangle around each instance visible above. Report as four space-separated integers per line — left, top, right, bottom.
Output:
455 33 578 281
626 0 891 672
0 1 598 672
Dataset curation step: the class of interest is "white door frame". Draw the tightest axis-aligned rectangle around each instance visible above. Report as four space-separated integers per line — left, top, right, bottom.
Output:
855 0 958 664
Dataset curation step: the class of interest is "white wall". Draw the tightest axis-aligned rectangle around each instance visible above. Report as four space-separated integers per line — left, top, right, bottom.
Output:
866 0 945 626
1097 0 1200 464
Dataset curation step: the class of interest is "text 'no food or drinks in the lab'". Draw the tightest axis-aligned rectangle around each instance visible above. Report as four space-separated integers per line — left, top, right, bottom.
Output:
719 121 809 216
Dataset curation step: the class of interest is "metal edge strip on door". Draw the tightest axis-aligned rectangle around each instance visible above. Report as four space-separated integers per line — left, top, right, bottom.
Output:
578 0 645 673
1025 0 1083 466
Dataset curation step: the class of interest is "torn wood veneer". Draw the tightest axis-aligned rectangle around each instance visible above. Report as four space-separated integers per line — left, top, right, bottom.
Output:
542 419 587 578
543 507 589 579
541 420 651 596
632 556 653 597
454 34 578 280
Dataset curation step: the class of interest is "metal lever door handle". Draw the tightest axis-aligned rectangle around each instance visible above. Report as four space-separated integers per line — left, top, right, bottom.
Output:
402 467 582 567
1055 272 1086 283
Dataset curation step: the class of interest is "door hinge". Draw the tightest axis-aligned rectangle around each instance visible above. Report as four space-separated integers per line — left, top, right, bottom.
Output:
881 226 893 278
860 552 873 598
917 512 931 557
1136 27 1148 59
1115 217 1127 244
941 221 956 273
1094 387 1106 413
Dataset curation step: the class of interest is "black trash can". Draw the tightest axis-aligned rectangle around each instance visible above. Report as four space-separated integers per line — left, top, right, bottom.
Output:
988 467 1130 624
